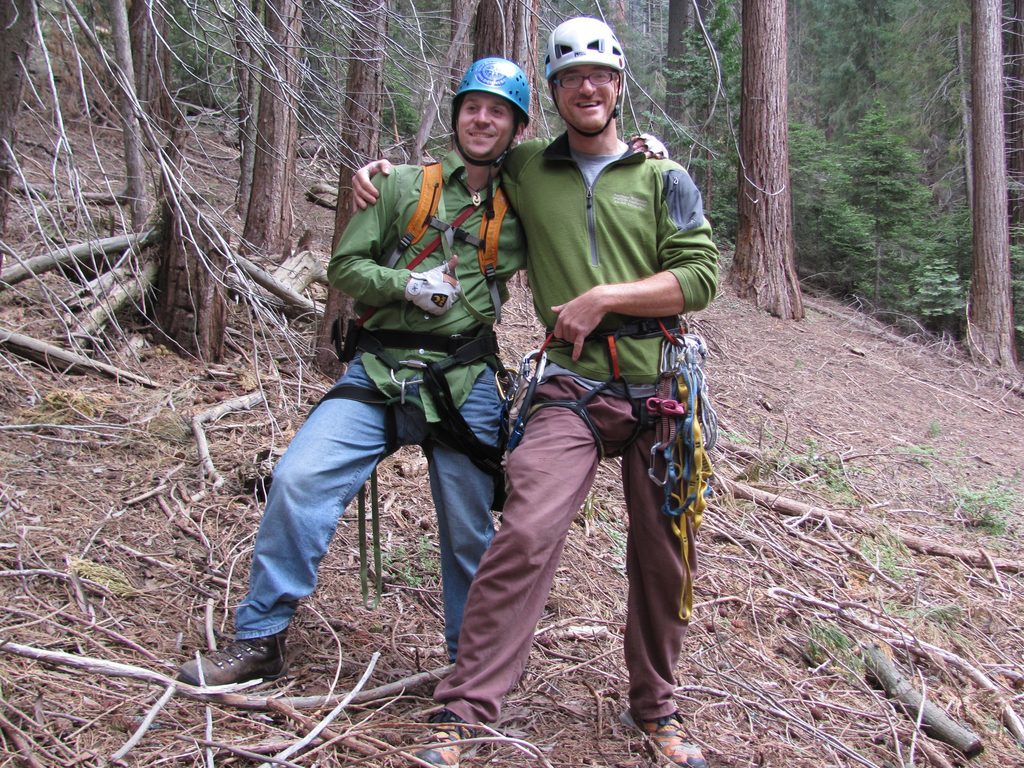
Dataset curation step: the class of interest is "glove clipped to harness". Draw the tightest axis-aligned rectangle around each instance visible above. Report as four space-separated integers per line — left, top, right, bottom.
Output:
405 257 462 315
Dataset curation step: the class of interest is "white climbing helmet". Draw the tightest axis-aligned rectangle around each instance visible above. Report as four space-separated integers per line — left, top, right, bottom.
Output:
544 17 626 81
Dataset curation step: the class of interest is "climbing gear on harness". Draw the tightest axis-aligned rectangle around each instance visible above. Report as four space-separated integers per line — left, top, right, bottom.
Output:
648 330 717 621
357 469 382 608
502 347 548 452
503 317 679 458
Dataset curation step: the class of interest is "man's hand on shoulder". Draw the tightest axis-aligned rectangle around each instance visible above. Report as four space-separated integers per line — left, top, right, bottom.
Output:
628 133 669 160
350 159 394 211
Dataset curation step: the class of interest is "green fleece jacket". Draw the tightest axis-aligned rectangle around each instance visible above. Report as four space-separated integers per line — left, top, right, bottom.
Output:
328 151 526 419
501 134 719 384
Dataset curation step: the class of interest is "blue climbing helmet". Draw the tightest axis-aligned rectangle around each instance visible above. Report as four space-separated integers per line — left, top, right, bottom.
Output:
453 57 530 127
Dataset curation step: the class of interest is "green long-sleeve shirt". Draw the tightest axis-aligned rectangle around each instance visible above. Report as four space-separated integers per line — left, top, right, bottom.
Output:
328 151 526 420
501 134 719 384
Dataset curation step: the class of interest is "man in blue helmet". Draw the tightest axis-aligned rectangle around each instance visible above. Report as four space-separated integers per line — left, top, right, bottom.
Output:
176 57 529 687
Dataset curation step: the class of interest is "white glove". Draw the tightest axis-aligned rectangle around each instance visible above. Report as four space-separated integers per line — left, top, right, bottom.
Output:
404 258 461 315
631 132 669 160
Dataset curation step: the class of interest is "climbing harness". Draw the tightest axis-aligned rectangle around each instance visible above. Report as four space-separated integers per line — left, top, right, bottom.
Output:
647 330 718 621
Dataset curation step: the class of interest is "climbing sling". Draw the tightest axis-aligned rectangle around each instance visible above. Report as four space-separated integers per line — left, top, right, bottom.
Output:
646 330 718 621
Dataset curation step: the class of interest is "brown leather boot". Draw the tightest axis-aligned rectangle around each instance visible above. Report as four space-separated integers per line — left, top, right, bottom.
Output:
177 631 287 686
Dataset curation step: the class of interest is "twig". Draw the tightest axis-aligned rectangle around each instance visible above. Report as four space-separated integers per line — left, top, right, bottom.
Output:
722 477 1024 573
259 652 380 768
768 588 1024 745
110 684 177 761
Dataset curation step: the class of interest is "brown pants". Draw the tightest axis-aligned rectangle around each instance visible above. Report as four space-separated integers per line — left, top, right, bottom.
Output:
436 376 695 724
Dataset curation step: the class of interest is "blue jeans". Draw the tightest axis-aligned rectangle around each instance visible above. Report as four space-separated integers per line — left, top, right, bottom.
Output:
235 357 499 662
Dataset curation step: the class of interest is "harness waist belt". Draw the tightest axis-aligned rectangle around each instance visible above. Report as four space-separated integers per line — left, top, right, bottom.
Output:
356 327 499 365
547 315 680 343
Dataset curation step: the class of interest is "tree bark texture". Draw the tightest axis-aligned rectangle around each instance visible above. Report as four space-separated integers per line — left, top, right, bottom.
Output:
314 0 386 374
473 0 539 139
104 0 149 228
128 0 172 135
665 0 691 126
241 0 302 261
154 130 228 362
0 0 38 248
234 0 261 217
732 0 803 320
1004 0 1024 240
968 0 1018 369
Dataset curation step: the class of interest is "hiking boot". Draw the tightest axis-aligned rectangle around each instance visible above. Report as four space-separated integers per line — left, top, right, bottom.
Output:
622 710 708 768
413 708 472 767
177 631 287 686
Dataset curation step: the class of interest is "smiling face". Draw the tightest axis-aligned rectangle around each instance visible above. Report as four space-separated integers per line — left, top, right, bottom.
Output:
455 91 520 164
551 64 621 142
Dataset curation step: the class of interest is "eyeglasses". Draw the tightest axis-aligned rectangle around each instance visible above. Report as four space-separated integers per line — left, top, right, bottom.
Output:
552 70 618 89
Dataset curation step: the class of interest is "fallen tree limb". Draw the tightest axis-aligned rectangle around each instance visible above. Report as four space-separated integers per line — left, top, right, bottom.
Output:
191 392 267 489
720 477 1024 573
305 182 337 211
767 588 1024 745
0 639 448 710
861 643 983 758
0 228 160 288
232 253 320 318
0 326 158 387
70 258 159 338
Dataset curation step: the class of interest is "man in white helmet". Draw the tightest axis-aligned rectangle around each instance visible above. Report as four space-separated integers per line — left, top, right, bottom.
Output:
354 17 717 768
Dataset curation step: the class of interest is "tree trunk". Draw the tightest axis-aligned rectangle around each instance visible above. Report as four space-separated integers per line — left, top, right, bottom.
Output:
413 0 481 162
104 0 149 228
128 0 172 134
665 0 691 126
1005 0 1024 242
732 0 803 320
234 0 261 217
314 0 386 374
241 0 301 260
473 0 539 138
968 0 1018 368
0 0 37 250
153 125 228 362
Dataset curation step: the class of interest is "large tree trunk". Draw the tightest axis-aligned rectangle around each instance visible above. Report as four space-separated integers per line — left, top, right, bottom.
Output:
314 0 386 374
241 0 301 260
473 0 539 138
153 127 228 362
0 0 37 250
732 0 803 320
104 0 149 228
665 0 691 127
1005 0 1024 242
968 0 1018 368
234 0 261 217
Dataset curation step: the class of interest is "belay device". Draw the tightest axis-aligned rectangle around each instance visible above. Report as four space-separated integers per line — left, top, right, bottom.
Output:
646 329 718 622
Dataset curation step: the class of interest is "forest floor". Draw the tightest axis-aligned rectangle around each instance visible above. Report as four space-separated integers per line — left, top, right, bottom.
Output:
1 109 1024 768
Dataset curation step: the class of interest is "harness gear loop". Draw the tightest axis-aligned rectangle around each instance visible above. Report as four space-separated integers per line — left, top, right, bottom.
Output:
357 468 383 608
648 331 718 621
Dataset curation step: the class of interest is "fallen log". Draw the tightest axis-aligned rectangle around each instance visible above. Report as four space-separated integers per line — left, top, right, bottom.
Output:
719 477 1024 574
861 643 983 758
0 228 160 288
0 326 157 387
232 253 320 318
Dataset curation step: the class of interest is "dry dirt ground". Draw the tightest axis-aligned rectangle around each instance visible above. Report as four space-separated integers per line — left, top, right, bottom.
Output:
2 113 1024 768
